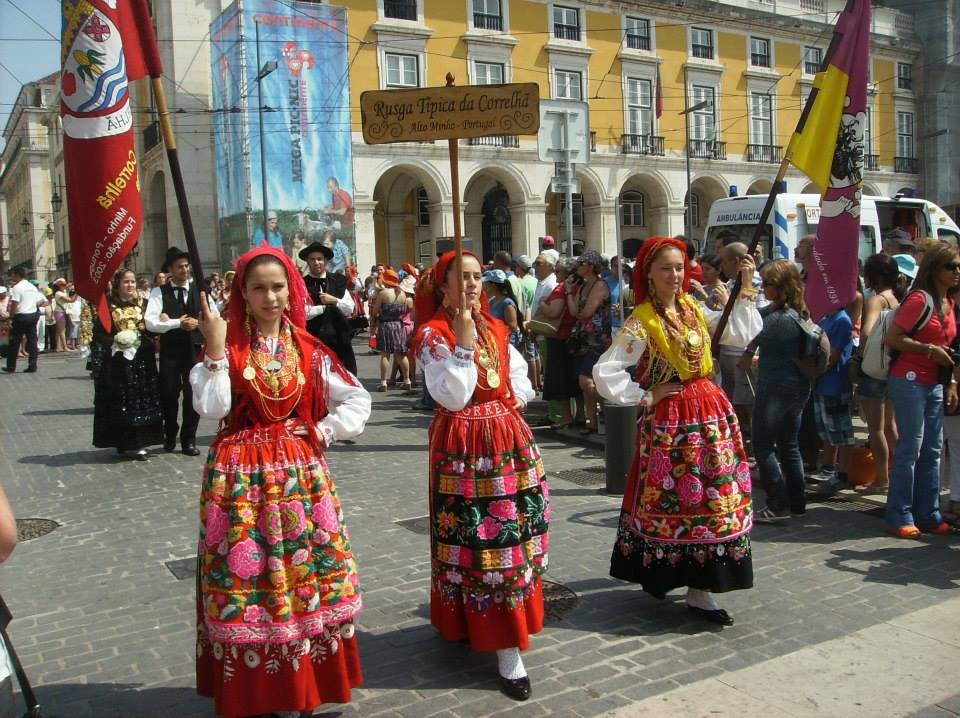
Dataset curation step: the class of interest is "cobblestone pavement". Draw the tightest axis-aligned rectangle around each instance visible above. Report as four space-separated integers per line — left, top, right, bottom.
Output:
0 346 958 717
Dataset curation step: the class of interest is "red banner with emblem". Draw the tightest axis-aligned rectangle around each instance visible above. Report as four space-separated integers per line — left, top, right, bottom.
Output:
60 0 162 324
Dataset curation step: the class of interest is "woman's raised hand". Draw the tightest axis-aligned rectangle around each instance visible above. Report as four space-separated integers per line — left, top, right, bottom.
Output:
198 291 227 358
452 291 475 350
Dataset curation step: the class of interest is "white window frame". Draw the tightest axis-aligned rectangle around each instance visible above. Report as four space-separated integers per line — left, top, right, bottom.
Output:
864 100 874 161
552 4 581 41
474 60 505 85
624 16 651 51
690 85 717 141
625 76 654 137
803 46 822 76
469 0 509 33
690 27 714 60
749 92 774 146
896 110 914 159
376 0 424 25
384 52 421 88
554 68 583 100
560 193 584 227
749 36 772 69
621 190 645 227
896 62 913 91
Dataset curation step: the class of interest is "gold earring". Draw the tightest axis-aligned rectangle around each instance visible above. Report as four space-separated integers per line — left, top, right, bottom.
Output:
244 303 253 336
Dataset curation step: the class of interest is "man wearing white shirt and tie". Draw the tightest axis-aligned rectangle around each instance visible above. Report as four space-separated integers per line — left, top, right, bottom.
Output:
3 267 46 374
145 247 204 455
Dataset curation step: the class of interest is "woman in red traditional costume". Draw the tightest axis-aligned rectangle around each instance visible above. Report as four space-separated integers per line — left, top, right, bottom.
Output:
411 251 549 701
593 237 754 626
190 246 370 718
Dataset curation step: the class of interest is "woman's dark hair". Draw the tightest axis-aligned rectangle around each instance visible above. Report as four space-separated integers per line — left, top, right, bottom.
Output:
912 242 959 305
862 253 899 291
486 276 518 307
700 253 722 270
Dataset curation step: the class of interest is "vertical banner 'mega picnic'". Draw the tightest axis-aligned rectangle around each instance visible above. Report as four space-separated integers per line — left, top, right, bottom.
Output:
212 0 355 273
60 0 161 320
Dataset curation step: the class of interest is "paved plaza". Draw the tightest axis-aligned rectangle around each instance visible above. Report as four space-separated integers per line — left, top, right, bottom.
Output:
0 346 958 717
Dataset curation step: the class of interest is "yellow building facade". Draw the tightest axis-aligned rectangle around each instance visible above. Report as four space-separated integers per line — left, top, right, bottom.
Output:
342 0 920 268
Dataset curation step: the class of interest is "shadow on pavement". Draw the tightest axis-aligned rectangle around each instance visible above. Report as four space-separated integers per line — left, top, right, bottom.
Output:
826 545 960 590
17 450 117 467
30 682 210 718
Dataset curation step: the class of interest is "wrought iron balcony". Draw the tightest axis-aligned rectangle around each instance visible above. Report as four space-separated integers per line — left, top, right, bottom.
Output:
894 156 918 174
621 134 664 156
626 33 650 50
467 135 519 148
691 43 713 59
864 154 880 171
590 131 596 152
554 23 580 40
688 139 726 160
384 0 417 20
473 12 502 30
746 144 782 163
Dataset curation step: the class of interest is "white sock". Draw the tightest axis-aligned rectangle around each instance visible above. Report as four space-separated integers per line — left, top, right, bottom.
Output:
686 588 721 611
496 647 527 680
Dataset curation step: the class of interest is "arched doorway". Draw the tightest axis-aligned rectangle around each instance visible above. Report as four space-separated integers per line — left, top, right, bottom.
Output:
480 185 511 262
371 165 443 266
687 175 727 246
746 179 773 196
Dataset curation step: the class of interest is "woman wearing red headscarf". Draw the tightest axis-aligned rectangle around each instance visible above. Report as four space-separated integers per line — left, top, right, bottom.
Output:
593 237 754 626
189 246 371 718
411 251 549 701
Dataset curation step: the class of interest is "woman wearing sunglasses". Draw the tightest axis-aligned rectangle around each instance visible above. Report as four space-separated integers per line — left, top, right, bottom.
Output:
884 243 960 538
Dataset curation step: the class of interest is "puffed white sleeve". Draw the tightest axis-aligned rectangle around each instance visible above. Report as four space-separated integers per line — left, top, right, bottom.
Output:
418 327 478 412
701 294 763 349
593 316 650 407
316 355 371 446
190 355 232 419
509 343 535 406
144 286 181 333
334 291 355 316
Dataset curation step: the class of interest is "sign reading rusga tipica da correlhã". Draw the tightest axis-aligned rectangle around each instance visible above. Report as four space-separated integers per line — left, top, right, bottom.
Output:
360 83 540 144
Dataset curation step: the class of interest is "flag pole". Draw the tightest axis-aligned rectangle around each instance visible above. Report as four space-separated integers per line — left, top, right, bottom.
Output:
711 0 851 347
151 76 205 289
445 73 464 296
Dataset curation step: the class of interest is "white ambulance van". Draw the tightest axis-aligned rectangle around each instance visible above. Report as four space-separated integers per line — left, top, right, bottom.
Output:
703 193 960 262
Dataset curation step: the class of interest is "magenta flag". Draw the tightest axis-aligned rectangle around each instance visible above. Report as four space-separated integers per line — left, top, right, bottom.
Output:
801 0 871 322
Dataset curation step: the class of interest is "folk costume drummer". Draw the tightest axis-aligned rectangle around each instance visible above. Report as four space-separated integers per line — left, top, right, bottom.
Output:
411 250 549 701
593 237 754 626
191 246 371 718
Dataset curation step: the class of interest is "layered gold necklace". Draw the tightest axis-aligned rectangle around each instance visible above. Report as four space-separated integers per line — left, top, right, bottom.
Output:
242 325 305 417
475 317 502 389
651 294 705 374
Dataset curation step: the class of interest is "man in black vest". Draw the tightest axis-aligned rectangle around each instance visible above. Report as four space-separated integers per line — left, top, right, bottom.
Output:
301 241 357 375
144 247 204 456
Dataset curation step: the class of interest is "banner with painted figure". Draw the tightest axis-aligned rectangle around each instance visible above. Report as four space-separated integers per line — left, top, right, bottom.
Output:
60 0 162 325
211 0 355 275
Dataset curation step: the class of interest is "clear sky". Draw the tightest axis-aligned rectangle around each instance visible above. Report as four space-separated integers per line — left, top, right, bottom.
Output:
0 0 61 149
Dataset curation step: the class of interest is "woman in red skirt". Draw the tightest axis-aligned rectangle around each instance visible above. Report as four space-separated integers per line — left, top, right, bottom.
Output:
594 237 754 626
411 251 549 701
191 246 371 717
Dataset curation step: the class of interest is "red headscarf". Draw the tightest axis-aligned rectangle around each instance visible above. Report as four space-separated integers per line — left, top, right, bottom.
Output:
632 236 692 305
224 246 310 337
414 250 489 329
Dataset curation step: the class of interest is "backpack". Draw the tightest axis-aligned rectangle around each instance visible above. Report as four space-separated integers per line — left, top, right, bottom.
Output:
786 309 831 381
862 290 935 380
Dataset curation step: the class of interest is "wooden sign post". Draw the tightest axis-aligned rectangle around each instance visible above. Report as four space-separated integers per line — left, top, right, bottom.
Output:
361 76 540 292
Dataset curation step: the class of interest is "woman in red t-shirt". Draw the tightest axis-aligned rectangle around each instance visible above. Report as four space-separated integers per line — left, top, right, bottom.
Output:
539 258 580 428
884 243 960 538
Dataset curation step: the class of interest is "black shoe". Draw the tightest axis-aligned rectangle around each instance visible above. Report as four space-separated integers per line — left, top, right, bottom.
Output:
164 438 177 452
687 605 735 626
754 506 791 524
24 367 37 373
182 444 201 457
497 674 531 701
133 449 149 461
1 368 13 373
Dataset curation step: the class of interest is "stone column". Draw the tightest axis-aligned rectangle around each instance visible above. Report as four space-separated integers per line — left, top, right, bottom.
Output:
353 199 378 274
508 201 548 259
